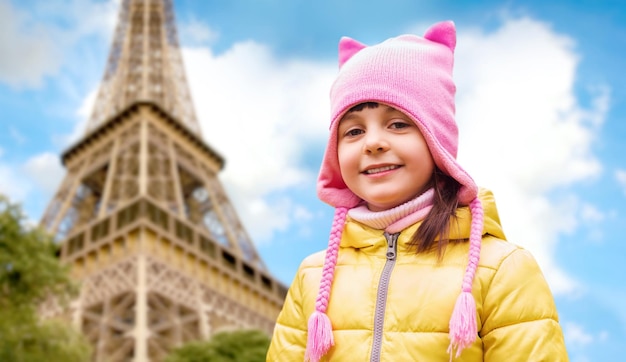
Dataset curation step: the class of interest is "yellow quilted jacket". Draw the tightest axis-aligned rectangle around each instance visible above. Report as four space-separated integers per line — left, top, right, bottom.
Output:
267 189 568 361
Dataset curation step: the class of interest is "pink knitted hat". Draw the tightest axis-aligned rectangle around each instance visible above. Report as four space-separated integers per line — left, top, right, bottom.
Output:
306 21 484 361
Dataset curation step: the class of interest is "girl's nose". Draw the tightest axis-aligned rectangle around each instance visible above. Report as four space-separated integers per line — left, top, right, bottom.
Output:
364 130 390 154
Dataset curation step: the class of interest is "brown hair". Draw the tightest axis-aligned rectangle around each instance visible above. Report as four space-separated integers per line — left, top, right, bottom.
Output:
409 169 462 257
346 101 379 113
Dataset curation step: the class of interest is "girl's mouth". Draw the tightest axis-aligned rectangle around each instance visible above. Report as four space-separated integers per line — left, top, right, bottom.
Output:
364 165 400 174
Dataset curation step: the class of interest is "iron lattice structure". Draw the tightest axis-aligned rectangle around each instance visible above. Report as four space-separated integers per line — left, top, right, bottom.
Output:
86 0 200 136
40 1 287 361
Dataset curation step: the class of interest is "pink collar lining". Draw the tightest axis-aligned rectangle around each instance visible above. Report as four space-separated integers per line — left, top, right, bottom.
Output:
347 188 434 234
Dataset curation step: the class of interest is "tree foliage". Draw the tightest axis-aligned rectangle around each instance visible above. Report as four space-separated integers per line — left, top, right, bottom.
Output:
165 329 271 362
0 194 92 361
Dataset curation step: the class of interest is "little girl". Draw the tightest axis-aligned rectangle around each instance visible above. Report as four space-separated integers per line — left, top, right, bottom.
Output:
267 21 568 361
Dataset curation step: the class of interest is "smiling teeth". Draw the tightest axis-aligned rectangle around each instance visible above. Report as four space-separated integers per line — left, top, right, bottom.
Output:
365 165 398 174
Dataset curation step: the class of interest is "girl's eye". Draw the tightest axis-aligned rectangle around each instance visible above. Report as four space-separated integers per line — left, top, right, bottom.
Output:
390 121 410 129
345 128 364 137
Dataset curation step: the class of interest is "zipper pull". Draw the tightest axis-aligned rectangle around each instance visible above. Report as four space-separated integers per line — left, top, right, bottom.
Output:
384 232 399 261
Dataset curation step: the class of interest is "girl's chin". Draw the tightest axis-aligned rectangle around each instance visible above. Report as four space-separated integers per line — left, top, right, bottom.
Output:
365 200 403 212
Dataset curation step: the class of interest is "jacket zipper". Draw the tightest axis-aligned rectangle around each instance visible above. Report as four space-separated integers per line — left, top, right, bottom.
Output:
370 232 399 362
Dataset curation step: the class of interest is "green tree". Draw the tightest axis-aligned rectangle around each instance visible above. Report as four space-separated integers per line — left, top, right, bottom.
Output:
0 194 92 361
165 329 271 362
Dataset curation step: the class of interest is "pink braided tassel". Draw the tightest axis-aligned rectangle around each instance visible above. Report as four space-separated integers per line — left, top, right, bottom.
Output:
448 197 483 359
304 207 347 362
447 291 477 358
305 311 334 362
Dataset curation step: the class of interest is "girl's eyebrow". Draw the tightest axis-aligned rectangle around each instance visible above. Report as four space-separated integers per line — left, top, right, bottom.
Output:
340 104 400 123
382 105 402 115
340 112 359 122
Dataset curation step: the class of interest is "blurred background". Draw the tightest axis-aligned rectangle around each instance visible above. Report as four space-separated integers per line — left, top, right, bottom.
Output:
0 0 624 360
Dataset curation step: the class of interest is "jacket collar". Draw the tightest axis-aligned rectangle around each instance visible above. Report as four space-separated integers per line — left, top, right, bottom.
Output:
341 188 506 251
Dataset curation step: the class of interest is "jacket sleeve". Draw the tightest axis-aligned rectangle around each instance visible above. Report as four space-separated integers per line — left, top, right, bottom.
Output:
480 248 569 361
266 265 308 361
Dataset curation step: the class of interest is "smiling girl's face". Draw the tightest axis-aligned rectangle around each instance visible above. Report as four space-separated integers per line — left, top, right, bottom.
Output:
337 103 435 211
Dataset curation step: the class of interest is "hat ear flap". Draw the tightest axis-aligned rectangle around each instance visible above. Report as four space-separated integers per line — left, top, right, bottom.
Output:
338 37 367 68
424 20 456 52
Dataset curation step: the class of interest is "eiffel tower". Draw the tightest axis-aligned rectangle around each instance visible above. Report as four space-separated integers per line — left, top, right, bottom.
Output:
39 0 286 360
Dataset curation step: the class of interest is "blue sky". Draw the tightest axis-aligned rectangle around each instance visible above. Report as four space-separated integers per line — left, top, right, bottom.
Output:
1 0 625 360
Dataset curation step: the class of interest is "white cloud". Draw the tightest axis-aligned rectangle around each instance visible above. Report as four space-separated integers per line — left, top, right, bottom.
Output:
183 42 336 243
243 197 292 241
9 127 26 144
179 17 220 46
0 0 62 88
0 162 30 201
25 0 118 45
563 321 610 361
0 150 31 201
0 0 117 89
59 87 99 146
0 151 64 218
564 322 594 346
453 17 608 295
580 203 604 223
616 169 626 196
22 152 64 195
579 203 606 242
293 206 314 222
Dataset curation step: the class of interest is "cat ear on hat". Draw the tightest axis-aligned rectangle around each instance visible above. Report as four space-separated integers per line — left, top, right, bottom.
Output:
338 37 367 68
424 20 456 52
